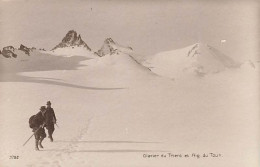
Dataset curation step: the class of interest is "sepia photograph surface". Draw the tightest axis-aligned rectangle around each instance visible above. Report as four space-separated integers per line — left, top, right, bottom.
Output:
0 0 259 166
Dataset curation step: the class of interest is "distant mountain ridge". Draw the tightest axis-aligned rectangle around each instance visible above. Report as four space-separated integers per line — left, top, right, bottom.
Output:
1 44 34 58
1 32 257 78
1 30 134 59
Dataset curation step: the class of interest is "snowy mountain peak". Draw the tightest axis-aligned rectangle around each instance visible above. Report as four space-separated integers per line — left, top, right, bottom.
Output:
143 43 240 78
185 43 239 68
52 30 91 51
96 38 133 57
187 43 201 57
104 38 115 45
187 43 213 57
61 30 77 44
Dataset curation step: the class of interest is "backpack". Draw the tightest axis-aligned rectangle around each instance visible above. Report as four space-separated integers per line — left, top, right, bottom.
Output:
29 115 36 128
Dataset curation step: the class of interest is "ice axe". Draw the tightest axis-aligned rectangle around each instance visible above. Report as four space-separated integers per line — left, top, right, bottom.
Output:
55 122 59 128
23 124 44 146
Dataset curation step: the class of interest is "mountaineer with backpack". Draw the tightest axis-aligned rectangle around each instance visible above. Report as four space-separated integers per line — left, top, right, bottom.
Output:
29 106 47 151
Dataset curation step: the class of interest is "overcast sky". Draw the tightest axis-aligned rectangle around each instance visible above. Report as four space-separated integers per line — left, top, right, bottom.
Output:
0 0 259 61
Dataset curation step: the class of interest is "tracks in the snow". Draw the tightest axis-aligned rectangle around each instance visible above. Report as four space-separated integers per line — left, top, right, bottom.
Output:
38 117 93 166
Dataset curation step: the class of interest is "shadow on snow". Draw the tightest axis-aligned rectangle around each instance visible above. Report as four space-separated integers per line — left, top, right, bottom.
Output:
55 140 162 144
0 55 126 90
41 149 169 153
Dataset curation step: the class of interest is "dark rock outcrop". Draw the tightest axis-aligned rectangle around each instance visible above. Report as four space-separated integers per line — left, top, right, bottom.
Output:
52 30 91 51
1 46 17 58
96 38 117 57
19 44 31 55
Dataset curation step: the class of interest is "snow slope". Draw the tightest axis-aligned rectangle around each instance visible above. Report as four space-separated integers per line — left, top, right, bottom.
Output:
0 50 89 74
143 43 240 79
47 46 96 58
0 49 259 167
